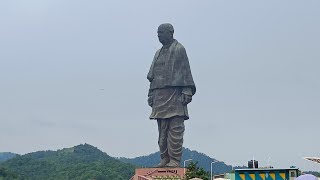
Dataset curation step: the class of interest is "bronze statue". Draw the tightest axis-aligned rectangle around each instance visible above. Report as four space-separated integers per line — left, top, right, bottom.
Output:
147 23 196 167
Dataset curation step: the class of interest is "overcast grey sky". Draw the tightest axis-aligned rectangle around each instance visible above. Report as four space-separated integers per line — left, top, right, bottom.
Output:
1 0 320 171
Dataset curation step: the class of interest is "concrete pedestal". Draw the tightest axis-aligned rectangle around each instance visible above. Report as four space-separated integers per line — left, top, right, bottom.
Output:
131 167 186 180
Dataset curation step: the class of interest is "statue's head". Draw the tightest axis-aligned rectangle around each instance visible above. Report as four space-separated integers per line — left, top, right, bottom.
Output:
157 23 174 45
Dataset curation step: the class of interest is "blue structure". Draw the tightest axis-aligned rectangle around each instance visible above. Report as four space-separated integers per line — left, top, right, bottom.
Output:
235 168 299 180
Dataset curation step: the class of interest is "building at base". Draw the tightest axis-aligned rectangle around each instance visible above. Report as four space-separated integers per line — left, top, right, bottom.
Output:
234 168 299 180
130 167 186 180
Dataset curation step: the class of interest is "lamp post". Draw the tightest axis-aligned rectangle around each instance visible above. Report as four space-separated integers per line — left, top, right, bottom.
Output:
184 159 193 175
211 160 219 180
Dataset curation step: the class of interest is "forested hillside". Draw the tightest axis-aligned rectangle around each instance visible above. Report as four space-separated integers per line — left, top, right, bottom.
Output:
0 145 235 179
0 153 17 162
119 147 232 174
0 167 20 179
0 144 135 180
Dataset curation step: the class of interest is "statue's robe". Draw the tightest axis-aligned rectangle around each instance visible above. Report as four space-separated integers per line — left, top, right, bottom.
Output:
147 39 196 164
147 39 196 120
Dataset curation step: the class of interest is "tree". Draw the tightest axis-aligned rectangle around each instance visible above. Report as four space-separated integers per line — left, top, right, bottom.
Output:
184 161 210 180
0 167 19 180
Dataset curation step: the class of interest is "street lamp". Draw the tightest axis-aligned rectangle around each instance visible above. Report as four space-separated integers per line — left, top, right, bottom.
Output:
211 160 219 180
184 159 193 174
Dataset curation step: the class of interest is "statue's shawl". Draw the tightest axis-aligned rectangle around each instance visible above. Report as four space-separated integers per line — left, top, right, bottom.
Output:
147 39 196 95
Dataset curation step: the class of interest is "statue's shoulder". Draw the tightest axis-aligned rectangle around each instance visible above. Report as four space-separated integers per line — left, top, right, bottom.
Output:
173 39 182 47
153 49 161 58
173 40 187 54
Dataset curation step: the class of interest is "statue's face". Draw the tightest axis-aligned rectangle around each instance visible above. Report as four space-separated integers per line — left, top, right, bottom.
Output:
157 28 172 45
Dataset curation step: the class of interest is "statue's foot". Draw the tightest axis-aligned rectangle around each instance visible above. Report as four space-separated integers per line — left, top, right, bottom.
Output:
165 160 180 167
155 158 170 168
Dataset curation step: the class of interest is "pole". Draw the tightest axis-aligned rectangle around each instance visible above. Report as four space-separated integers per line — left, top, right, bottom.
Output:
253 156 255 169
211 160 219 180
184 159 193 175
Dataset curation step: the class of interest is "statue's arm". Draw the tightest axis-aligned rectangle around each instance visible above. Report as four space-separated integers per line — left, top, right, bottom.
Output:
148 89 153 107
182 87 192 96
178 45 194 105
181 87 192 105
177 43 196 95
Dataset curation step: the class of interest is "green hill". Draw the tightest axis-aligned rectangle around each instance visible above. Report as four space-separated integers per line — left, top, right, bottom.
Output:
0 145 235 179
0 166 20 180
0 144 135 180
0 153 18 162
119 147 232 174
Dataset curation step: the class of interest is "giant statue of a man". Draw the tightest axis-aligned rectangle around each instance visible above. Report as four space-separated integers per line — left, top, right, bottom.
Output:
147 23 196 167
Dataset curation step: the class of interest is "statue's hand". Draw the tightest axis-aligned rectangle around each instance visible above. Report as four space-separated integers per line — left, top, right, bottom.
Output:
181 94 192 105
148 96 153 107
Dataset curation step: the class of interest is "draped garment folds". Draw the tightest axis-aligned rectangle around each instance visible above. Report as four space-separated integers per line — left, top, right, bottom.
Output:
147 39 196 120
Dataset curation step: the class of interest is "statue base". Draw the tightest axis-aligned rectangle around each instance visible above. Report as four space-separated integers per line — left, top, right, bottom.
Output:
130 167 186 180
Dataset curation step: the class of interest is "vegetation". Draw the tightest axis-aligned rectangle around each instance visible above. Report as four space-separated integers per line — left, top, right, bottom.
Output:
184 161 210 180
119 147 232 174
3 144 320 180
0 144 135 180
0 153 17 162
0 167 20 180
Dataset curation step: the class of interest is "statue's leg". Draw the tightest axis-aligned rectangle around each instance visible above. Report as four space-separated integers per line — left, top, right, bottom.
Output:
166 116 185 167
156 119 170 167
